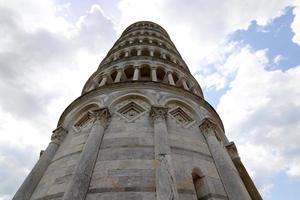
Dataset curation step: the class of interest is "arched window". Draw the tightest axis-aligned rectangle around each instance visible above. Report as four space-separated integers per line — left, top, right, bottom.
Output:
124 66 134 80
110 70 118 82
192 172 206 199
156 67 166 82
154 50 161 58
141 49 150 56
131 49 137 56
140 65 151 81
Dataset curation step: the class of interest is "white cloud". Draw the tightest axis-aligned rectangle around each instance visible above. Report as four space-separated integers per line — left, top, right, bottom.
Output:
117 0 295 72
0 1 116 199
273 54 287 64
1 0 300 199
217 47 300 198
292 3 300 45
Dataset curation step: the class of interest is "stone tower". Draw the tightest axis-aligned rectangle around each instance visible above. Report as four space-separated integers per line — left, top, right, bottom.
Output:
13 21 262 200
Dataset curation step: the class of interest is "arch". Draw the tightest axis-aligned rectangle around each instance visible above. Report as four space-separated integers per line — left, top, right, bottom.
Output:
165 54 171 61
172 72 179 84
141 48 150 56
110 70 118 81
143 38 149 44
130 48 137 56
156 67 166 82
152 40 159 46
153 49 161 58
119 52 125 59
191 168 209 200
124 65 134 80
140 64 151 81
109 93 154 109
133 38 139 44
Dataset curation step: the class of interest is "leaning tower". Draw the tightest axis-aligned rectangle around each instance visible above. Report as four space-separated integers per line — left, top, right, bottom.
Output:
14 21 262 200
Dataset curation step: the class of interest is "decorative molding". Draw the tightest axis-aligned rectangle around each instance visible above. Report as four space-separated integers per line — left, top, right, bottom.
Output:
74 111 94 130
115 101 147 122
149 106 168 122
226 142 240 160
199 118 221 139
51 126 68 145
91 107 111 128
199 118 217 132
168 106 195 128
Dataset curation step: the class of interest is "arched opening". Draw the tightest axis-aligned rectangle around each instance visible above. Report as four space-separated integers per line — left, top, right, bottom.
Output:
124 66 134 80
165 54 171 61
154 50 161 58
131 49 137 56
140 65 151 81
156 67 166 82
110 70 118 82
173 72 179 84
143 38 149 44
152 40 159 45
192 172 206 199
141 49 150 56
133 38 139 44
119 52 125 59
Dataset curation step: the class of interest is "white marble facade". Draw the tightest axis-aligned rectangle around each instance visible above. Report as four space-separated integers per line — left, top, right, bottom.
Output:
13 21 261 200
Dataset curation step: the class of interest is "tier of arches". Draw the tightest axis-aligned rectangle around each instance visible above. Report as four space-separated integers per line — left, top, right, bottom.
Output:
123 22 168 38
102 44 187 72
119 28 173 48
64 96 218 200
86 64 201 96
109 35 179 58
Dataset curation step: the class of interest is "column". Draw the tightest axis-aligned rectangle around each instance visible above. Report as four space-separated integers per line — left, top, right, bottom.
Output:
124 51 129 57
226 142 263 200
13 127 68 200
63 108 110 200
181 79 189 90
151 67 157 82
133 66 140 81
114 69 123 83
99 75 107 87
199 118 251 200
150 106 179 200
167 71 175 85
150 50 154 57
137 49 142 56
113 55 118 61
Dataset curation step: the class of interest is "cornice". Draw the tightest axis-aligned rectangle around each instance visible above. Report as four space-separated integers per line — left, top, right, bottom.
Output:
58 81 224 133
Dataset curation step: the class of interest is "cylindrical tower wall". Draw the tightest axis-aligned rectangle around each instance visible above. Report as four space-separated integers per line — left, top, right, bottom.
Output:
14 21 257 200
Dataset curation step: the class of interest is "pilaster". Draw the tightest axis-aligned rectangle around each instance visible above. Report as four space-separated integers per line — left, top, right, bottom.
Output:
200 118 251 200
13 127 68 200
150 106 179 200
63 107 110 200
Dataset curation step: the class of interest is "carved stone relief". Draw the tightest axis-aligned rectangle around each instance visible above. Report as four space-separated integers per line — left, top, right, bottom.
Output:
115 101 147 122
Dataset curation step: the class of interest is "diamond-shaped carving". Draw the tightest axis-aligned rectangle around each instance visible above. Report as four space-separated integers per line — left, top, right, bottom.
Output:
169 107 194 127
116 101 146 122
74 111 93 129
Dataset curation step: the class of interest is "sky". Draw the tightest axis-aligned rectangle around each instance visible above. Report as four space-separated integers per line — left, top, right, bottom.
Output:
0 0 300 199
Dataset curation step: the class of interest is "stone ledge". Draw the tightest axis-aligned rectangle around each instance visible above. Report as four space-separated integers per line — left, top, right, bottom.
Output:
33 192 64 200
199 193 228 200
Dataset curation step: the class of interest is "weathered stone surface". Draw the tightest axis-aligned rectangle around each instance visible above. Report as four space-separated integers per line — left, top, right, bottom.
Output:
15 21 261 200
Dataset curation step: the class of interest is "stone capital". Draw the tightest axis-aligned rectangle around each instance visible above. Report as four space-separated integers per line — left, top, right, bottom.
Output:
51 126 68 145
91 107 111 128
199 118 217 131
150 106 168 122
226 142 240 160
166 70 173 75
199 118 218 138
